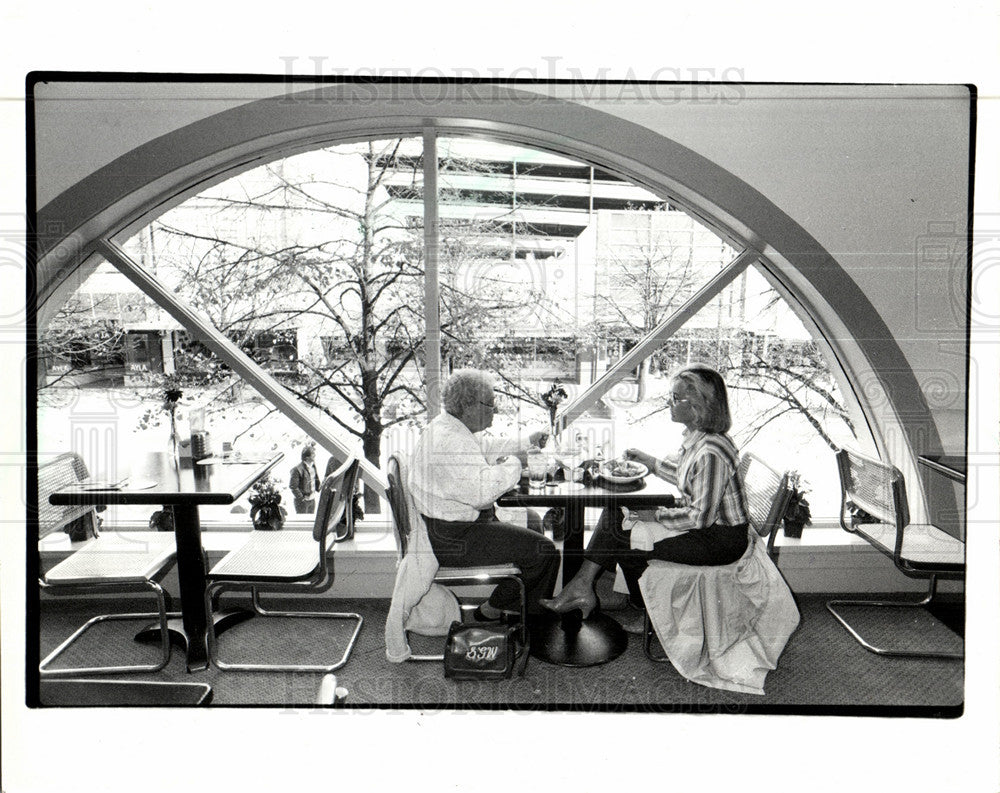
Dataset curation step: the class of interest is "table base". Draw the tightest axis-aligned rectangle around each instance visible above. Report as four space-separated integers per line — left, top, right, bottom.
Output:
134 608 254 671
528 610 628 667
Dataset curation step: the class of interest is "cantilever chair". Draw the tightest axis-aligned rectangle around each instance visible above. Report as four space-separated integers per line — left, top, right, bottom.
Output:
38 452 177 677
386 453 527 661
738 452 795 559
204 457 364 673
642 451 795 660
826 448 965 659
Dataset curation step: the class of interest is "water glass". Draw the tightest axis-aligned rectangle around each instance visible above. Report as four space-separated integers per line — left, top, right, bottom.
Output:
527 450 547 490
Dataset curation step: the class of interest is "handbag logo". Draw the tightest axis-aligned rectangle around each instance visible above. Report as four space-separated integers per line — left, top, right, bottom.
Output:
465 645 500 663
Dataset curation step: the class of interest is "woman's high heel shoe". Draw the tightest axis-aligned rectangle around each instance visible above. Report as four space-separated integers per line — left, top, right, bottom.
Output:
540 589 598 620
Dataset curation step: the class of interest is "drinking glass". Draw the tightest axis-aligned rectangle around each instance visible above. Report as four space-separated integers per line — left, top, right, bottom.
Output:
527 450 547 490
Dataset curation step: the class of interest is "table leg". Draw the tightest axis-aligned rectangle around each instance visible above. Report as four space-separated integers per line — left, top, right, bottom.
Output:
172 504 211 671
530 501 628 667
561 501 586 584
134 504 253 671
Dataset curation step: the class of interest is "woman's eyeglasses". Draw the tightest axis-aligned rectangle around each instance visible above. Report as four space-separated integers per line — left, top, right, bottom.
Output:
665 393 690 407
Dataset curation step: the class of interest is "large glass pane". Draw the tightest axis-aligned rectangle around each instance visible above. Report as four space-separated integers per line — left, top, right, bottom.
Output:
38 134 856 531
117 139 429 517
584 265 856 519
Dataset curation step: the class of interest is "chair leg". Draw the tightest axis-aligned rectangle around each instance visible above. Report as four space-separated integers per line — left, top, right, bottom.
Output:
642 608 671 663
204 583 364 673
40 581 172 677
404 574 528 665
826 576 963 660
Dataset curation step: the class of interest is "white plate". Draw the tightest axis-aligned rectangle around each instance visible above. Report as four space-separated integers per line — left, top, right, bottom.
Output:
598 461 648 484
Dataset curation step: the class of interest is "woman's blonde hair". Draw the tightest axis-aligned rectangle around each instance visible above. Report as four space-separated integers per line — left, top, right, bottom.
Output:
672 363 732 433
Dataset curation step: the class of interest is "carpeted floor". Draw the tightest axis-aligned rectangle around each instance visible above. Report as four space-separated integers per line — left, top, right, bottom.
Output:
34 590 964 715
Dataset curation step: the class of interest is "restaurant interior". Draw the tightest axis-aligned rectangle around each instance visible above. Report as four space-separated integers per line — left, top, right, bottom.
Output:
17 79 989 787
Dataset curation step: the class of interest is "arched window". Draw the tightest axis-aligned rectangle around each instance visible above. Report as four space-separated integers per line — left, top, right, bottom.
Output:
39 132 859 524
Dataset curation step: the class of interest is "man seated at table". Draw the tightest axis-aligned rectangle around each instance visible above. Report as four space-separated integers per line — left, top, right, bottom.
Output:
409 369 560 620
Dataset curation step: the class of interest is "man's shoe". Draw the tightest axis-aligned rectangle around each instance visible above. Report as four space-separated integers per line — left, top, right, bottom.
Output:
472 604 502 622
599 591 631 612
617 612 646 635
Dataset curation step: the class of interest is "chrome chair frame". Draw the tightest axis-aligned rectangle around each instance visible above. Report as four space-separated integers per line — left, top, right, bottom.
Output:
39 578 173 677
204 457 364 673
643 452 794 662
38 453 178 678
386 453 527 662
737 452 794 559
826 448 964 660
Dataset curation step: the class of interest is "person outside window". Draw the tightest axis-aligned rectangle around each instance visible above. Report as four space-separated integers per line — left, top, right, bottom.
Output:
289 444 321 514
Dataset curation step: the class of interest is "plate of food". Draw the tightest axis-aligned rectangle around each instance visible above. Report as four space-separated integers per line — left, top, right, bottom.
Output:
599 459 649 484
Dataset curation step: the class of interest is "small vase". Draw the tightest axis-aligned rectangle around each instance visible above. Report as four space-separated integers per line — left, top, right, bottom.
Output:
251 504 284 531
783 520 805 538
167 409 181 466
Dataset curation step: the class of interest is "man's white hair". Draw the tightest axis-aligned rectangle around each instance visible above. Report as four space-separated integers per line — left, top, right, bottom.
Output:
442 369 494 417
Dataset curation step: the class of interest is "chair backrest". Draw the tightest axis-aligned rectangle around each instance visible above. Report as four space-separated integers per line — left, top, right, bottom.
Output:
36 452 96 539
313 457 361 547
385 454 411 559
737 452 793 539
835 448 908 531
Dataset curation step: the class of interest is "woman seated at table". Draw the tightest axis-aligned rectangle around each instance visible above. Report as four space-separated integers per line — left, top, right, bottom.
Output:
541 362 751 633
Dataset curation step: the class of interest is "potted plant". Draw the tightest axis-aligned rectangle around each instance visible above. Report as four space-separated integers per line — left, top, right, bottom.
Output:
248 475 287 531
783 471 812 538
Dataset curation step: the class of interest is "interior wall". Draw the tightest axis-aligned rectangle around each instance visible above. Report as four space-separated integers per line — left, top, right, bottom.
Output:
30 80 971 476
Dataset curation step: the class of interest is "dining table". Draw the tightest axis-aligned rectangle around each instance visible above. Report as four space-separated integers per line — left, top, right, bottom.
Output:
49 450 283 672
497 463 678 667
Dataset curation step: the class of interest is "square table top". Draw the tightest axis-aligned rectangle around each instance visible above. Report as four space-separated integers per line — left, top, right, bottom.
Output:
49 452 283 507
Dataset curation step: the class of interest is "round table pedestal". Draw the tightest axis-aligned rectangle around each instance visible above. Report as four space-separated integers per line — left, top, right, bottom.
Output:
529 611 628 667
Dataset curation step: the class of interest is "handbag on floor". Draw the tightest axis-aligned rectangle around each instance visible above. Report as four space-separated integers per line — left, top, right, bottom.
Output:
443 620 528 680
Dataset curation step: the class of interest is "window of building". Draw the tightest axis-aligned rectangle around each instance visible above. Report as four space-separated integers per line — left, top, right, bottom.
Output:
39 132 860 529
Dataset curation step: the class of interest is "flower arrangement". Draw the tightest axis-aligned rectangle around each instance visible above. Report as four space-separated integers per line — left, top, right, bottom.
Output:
540 381 569 433
162 375 184 461
248 474 286 531
783 471 812 537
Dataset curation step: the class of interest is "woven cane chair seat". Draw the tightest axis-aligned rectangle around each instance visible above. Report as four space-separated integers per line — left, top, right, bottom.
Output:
45 533 176 585
208 530 324 580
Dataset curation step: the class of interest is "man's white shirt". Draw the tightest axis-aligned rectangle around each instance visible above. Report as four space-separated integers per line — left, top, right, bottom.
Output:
409 412 524 523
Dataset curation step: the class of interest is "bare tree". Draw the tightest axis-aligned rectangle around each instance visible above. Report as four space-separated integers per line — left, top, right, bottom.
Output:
590 211 702 401
585 214 855 451
141 140 566 508
37 295 127 392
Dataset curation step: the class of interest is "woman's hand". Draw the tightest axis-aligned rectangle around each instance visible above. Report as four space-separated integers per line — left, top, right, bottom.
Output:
624 448 657 470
